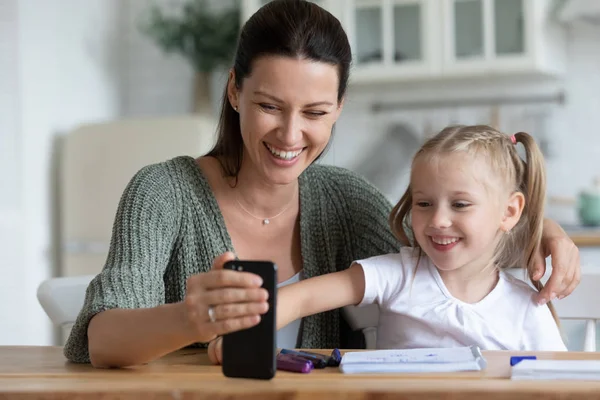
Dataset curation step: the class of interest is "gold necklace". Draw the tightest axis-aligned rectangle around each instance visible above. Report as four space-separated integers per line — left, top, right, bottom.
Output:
235 195 296 225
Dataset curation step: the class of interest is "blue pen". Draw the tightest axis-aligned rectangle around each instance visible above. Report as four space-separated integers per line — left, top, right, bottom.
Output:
329 348 342 366
510 355 537 366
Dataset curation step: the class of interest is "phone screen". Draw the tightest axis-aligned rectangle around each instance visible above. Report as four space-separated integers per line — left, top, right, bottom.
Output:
221 260 277 380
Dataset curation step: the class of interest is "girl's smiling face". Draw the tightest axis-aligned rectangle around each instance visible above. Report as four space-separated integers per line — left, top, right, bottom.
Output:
410 152 510 276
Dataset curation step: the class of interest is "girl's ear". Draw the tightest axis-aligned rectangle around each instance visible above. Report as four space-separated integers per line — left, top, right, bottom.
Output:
500 191 525 232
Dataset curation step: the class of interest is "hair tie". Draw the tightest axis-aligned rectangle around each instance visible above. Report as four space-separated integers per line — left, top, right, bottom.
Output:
510 134 517 144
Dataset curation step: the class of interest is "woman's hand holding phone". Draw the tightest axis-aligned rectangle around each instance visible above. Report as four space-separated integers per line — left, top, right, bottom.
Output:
183 252 270 347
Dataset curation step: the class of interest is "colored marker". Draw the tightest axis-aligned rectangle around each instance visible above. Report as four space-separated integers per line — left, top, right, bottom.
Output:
329 348 342 366
280 349 332 364
277 353 314 373
287 353 327 369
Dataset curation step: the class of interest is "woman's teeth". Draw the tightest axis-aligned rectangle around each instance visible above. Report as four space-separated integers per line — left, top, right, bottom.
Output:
266 143 303 160
432 237 460 245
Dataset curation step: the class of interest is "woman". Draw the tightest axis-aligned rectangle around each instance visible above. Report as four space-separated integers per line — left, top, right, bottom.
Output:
64 0 580 368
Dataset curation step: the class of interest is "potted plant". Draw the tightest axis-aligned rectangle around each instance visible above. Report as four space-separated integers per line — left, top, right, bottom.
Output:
140 0 240 116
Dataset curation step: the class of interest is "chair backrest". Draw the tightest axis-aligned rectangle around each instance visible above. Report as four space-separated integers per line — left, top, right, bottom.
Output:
343 304 379 349
37 275 95 327
551 273 600 352
551 273 600 320
60 116 217 277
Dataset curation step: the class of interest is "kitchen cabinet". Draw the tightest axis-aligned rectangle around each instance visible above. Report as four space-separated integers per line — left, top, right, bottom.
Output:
441 0 566 78
240 0 440 83
338 0 442 83
241 0 566 85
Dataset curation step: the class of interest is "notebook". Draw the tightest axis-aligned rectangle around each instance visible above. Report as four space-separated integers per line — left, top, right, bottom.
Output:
339 346 487 374
511 360 600 381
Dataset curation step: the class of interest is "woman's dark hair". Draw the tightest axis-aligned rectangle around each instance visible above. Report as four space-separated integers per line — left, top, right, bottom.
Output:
206 0 352 178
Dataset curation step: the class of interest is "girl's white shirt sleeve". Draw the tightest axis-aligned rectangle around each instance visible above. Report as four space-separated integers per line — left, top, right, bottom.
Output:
358 248 416 308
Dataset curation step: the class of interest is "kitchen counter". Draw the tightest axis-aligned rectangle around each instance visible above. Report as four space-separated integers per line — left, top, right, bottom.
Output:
563 225 600 247
568 230 600 247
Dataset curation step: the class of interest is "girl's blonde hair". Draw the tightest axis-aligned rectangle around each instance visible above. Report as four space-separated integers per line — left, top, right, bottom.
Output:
389 125 558 324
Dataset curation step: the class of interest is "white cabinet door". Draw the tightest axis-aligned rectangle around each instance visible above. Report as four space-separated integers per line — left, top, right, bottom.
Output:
341 0 439 84
442 0 565 77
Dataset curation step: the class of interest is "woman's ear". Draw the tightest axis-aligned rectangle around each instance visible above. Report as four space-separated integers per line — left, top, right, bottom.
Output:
227 69 239 110
500 191 525 232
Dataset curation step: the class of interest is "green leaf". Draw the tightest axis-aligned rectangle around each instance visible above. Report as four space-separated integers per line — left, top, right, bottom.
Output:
139 0 240 73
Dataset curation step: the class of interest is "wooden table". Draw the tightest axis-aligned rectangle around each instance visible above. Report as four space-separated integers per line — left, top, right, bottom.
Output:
2 347 600 399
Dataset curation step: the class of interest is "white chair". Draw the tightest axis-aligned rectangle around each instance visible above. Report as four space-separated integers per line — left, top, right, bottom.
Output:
37 275 95 327
343 304 379 349
510 267 600 352
344 270 600 351
552 273 600 352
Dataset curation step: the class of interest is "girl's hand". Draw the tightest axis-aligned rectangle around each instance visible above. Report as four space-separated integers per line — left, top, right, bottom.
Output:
182 252 269 344
533 219 581 305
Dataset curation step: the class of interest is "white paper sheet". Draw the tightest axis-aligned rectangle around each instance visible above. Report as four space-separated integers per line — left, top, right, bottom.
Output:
339 346 487 374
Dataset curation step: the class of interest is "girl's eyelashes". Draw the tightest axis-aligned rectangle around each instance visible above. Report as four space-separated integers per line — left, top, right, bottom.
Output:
412 200 472 208
453 202 471 209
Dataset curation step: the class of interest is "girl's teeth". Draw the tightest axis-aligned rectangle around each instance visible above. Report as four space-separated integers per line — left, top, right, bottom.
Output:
432 237 459 245
266 144 302 160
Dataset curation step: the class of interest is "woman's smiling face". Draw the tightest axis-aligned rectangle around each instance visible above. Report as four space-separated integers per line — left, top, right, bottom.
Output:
229 55 343 185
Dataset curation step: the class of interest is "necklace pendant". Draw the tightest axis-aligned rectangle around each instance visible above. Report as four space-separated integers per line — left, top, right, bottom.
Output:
263 219 270 225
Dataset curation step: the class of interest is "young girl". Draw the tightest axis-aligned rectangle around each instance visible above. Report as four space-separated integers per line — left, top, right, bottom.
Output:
276 125 567 351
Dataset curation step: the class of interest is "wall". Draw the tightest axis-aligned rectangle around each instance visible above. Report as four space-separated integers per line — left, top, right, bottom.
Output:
0 0 123 344
545 22 600 224
119 0 232 117
0 0 26 345
120 0 195 116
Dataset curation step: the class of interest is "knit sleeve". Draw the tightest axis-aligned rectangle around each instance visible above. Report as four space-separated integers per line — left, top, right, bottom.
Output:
63 162 180 363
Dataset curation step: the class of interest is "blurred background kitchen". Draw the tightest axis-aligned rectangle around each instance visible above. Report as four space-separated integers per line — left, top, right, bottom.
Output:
1 0 600 347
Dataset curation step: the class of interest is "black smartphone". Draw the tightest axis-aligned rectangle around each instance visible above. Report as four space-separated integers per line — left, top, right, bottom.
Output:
222 260 277 380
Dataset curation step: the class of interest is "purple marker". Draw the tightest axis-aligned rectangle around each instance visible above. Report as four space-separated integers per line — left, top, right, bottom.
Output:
280 348 332 364
289 354 327 369
277 353 314 373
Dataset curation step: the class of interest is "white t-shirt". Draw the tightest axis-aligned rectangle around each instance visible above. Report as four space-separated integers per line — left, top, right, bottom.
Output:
276 270 303 349
357 248 567 351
